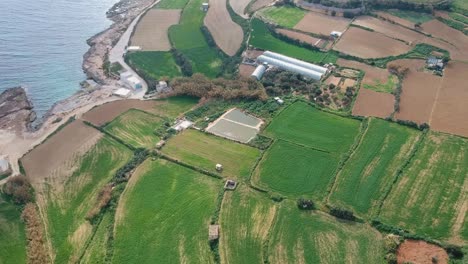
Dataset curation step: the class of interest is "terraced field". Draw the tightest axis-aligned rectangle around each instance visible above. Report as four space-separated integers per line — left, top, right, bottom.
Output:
219 185 276 264
113 159 220 263
268 201 385 263
380 132 468 243
328 118 421 217
259 6 306 28
104 109 163 149
162 129 261 179
0 196 26 264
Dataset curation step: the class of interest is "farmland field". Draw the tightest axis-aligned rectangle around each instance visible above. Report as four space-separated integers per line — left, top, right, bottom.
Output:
162 129 261 179
104 109 163 149
362 74 398 94
253 140 338 197
219 185 276 264
276 29 322 47
259 6 306 28
294 11 351 36
250 18 337 63
79 212 112 263
268 201 385 263
169 0 222 77
126 51 181 80
387 10 433 24
380 132 468 243
352 88 395 119
155 0 189 8
113 159 219 263
229 0 251 18
0 196 26 264
352 16 424 44
264 102 360 153
328 118 421 217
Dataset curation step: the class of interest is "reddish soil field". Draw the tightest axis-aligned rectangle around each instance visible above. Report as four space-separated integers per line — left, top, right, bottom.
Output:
239 64 256 77
205 0 244 56
276 29 322 46
244 49 264 60
334 27 411 58
82 100 158 126
376 12 416 29
388 58 426 71
294 12 350 36
352 88 395 118
422 20 468 49
352 16 424 44
430 61 468 137
337 59 390 86
397 240 448 264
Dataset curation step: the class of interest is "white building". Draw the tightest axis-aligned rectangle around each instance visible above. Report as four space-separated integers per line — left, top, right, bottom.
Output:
251 64 266 80
123 76 143 90
113 88 132 98
0 158 11 176
257 55 324 81
126 46 142 52
330 31 342 38
172 120 193 132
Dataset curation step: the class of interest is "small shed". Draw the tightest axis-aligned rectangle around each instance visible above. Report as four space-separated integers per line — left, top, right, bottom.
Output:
126 46 142 52
124 76 143 90
224 180 237 190
156 81 169 93
202 3 209 11
330 31 342 38
172 120 193 132
216 164 223 171
209 225 219 241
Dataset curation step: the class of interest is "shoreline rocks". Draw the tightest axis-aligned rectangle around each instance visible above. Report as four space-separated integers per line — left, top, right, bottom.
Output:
0 87 36 133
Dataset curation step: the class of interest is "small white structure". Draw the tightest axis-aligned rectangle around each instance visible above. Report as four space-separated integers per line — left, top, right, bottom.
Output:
172 120 193 132
216 164 223 171
209 225 219 241
274 97 284 105
202 2 209 11
113 88 132 98
124 76 143 90
126 46 142 52
251 64 267 80
330 31 342 38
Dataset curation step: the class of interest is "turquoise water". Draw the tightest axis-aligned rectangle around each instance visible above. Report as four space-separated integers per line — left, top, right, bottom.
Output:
0 0 117 117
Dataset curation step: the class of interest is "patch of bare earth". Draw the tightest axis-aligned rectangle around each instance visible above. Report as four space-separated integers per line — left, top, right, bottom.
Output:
130 9 181 51
294 12 350 36
352 16 424 44
276 29 322 46
337 59 390 86
397 240 448 264
334 27 411 58
239 64 256 77
229 0 251 18
204 0 243 56
352 88 395 118
430 61 468 137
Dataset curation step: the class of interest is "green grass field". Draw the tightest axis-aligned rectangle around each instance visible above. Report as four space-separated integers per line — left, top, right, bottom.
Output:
250 18 337 64
264 102 361 153
219 185 276 264
328 118 421 217
162 129 261 179
0 195 26 264
449 12 468 24
169 0 222 77
387 10 433 24
253 140 338 197
105 109 163 149
362 75 398 94
113 159 219 263
259 6 306 28
80 212 112 263
46 136 132 263
379 132 468 242
453 0 468 13
149 96 199 118
126 51 181 79
155 0 190 9
268 201 385 263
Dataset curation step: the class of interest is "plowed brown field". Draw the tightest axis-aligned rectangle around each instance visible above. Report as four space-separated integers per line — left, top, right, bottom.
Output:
337 59 390 86
130 9 181 51
352 88 395 118
376 12 416 29
204 0 244 56
430 61 468 137
276 29 322 46
229 0 251 18
334 27 411 58
294 12 350 36
82 100 157 126
352 16 424 44
421 20 468 61
397 240 448 264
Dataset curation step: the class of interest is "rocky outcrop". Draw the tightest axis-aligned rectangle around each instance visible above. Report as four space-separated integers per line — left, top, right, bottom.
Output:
0 87 36 132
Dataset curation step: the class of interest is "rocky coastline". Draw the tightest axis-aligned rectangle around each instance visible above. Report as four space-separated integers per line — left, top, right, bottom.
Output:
0 87 36 133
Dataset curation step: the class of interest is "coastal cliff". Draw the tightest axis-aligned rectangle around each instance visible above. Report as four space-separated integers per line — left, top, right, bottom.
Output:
0 87 36 133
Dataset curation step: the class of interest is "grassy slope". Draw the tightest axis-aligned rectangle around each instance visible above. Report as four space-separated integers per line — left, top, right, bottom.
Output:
0 196 26 264
328 118 420 217
169 0 222 77
362 75 398 94
387 10 433 24
155 0 190 9
380 132 468 242
105 109 163 149
113 159 219 263
254 140 338 197
219 185 276 264
47 136 132 263
162 129 261 179
269 201 385 263
259 6 306 28
453 0 468 13
250 18 337 64
126 51 181 80
150 96 199 118
264 102 360 153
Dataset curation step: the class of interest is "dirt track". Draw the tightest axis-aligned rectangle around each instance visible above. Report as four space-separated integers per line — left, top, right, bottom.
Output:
334 27 411 58
294 12 350 36
352 88 394 118
397 240 448 264
130 9 181 51
204 0 244 56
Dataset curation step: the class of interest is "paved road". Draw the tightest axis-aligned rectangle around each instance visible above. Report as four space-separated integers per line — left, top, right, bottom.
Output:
109 0 161 99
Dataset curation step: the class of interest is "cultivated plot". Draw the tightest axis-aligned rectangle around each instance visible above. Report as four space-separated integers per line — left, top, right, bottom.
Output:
104 109 163 149
162 129 261 179
352 16 424 44
337 59 391 87
113 159 220 263
126 51 181 79
219 185 276 264
352 88 395 119
276 29 325 48
248 0 276 13
206 108 263 143
268 201 385 263
155 0 189 8
0 196 26 264
130 9 181 51
328 118 421 217
294 12 351 36
380 132 468 243
259 6 306 28
229 0 251 18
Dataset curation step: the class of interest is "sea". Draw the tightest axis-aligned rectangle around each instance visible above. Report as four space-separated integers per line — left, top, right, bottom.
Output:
0 0 118 118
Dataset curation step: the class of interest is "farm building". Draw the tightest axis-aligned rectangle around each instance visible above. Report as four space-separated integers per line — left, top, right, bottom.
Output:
257 55 324 81
427 57 444 70
209 225 219 241
330 31 342 38
124 76 143 90
251 64 266 80
126 46 142 52
172 120 193 132
263 51 328 74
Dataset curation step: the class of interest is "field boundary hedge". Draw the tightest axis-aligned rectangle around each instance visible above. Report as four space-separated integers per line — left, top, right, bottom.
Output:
157 152 224 179
83 121 136 151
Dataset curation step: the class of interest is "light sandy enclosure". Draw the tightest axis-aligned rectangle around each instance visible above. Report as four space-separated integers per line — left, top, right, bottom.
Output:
294 12 350 36
334 27 411 59
229 0 251 18
430 61 468 137
352 16 424 44
337 59 390 86
352 88 395 118
130 9 181 51
276 29 322 46
204 0 244 56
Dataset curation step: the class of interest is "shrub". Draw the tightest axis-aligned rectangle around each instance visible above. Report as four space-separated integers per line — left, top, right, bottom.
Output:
329 207 355 221
3 175 33 205
297 198 315 210
171 48 193 76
